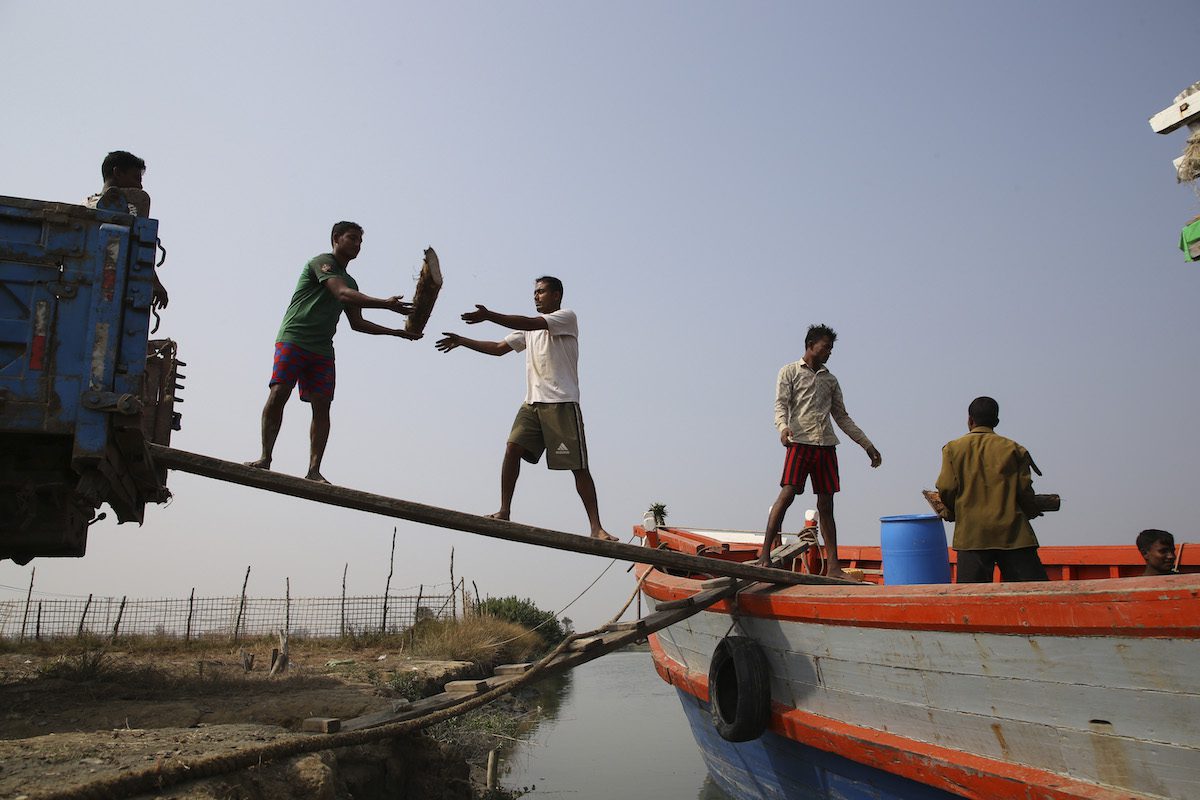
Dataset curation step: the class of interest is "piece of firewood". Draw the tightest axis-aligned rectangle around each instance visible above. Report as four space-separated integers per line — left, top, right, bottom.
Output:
405 247 442 336
922 489 948 518
1034 494 1061 512
924 489 1060 515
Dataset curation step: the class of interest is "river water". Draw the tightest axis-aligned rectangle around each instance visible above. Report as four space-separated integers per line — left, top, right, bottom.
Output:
503 649 730 799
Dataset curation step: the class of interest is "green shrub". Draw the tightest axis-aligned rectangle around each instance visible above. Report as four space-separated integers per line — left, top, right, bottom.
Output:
475 597 565 650
388 670 429 701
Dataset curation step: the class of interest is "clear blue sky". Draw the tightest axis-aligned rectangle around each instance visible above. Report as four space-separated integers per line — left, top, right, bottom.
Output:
2 2 1197 626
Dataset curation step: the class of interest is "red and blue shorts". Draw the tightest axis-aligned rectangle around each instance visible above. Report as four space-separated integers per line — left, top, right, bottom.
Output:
269 342 335 402
780 443 840 494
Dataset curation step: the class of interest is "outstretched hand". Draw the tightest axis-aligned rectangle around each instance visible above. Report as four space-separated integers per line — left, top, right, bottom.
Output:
435 333 461 353
462 304 491 324
385 295 415 315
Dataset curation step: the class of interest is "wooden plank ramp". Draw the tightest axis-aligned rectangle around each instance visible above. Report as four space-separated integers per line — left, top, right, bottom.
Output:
334 578 743 733
148 445 859 587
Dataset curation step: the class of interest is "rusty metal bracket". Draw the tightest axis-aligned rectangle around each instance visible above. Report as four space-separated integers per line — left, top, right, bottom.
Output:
80 390 143 415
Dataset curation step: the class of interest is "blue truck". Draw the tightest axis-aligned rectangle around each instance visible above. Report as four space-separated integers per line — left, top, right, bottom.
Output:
0 193 182 564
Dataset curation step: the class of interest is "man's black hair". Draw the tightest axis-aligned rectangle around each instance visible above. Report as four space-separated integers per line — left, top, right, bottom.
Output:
1136 529 1174 554
101 151 145 181
804 323 837 349
536 275 564 296
331 221 363 244
968 396 1000 428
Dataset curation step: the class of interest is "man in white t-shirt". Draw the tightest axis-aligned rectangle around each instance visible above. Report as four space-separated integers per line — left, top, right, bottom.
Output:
436 276 615 541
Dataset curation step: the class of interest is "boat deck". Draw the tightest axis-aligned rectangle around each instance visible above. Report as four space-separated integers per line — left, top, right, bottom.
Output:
642 526 1197 583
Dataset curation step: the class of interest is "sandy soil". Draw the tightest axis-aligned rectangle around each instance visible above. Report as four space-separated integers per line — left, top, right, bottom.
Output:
0 644 486 800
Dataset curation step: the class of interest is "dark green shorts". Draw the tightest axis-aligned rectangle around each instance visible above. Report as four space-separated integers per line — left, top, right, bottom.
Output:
508 402 588 470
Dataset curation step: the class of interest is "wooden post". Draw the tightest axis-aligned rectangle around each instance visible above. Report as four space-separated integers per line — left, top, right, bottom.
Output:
486 749 498 790
449 547 456 620
340 563 348 638
19 567 34 642
111 596 127 642
285 577 291 640
234 566 251 643
35 601 42 641
414 584 423 626
270 629 289 676
77 593 93 638
472 580 480 614
185 587 195 643
382 527 396 634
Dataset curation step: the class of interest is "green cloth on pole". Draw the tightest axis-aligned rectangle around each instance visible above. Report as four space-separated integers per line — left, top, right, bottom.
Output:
1180 218 1200 262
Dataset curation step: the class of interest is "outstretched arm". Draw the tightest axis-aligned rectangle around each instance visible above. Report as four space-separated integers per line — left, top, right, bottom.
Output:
830 384 882 466
324 276 415 315
344 306 422 339
436 332 513 356
462 305 547 331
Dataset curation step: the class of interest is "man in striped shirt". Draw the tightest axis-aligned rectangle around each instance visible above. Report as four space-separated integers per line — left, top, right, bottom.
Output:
757 324 882 578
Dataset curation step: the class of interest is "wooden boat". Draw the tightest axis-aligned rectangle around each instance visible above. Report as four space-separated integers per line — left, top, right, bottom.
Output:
634 526 1200 800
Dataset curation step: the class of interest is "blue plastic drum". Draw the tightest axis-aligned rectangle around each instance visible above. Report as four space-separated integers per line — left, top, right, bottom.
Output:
879 514 952 585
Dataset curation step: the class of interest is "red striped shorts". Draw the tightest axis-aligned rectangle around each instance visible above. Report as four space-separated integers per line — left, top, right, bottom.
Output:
780 443 840 494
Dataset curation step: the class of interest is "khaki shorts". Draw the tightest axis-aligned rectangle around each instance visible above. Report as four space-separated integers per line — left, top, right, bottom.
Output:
508 402 588 470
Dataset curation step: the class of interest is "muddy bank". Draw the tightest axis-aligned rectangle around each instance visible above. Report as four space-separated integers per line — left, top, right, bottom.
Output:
0 642 533 799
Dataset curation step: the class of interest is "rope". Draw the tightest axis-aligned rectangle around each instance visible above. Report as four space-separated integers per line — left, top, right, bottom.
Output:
32 619 614 800
796 526 824 575
31 542 649 800
484 532 635 649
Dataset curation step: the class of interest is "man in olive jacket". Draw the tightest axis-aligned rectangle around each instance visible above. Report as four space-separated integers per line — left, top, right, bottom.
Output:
936 396 1047 583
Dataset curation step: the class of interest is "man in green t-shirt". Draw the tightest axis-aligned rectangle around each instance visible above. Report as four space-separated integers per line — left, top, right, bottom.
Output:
246 221 421 483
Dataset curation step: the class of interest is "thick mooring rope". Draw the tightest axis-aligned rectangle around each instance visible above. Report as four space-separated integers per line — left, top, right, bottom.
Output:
31 627 587 800
32 568 671 800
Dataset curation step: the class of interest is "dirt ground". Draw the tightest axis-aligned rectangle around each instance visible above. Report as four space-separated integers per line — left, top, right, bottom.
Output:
0 642 507 800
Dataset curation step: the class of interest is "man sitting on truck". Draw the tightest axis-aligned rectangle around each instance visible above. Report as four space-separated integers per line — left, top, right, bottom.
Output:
84 150 168 309
246 221 422 483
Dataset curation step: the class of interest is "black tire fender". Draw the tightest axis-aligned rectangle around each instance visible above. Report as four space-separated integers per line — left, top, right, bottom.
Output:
708 635 771 742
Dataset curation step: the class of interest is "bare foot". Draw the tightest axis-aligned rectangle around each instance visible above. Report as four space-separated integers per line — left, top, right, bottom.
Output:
591 528 618 542
487 510 511 521
305 471 331 485
244 458 271 470
825 566 852 582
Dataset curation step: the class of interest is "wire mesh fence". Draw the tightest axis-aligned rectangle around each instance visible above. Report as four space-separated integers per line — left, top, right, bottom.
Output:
0 591 455 641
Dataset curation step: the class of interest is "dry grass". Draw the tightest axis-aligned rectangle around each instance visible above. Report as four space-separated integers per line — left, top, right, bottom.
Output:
0 632 288 657
3 615 544 675
405 615 543 665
